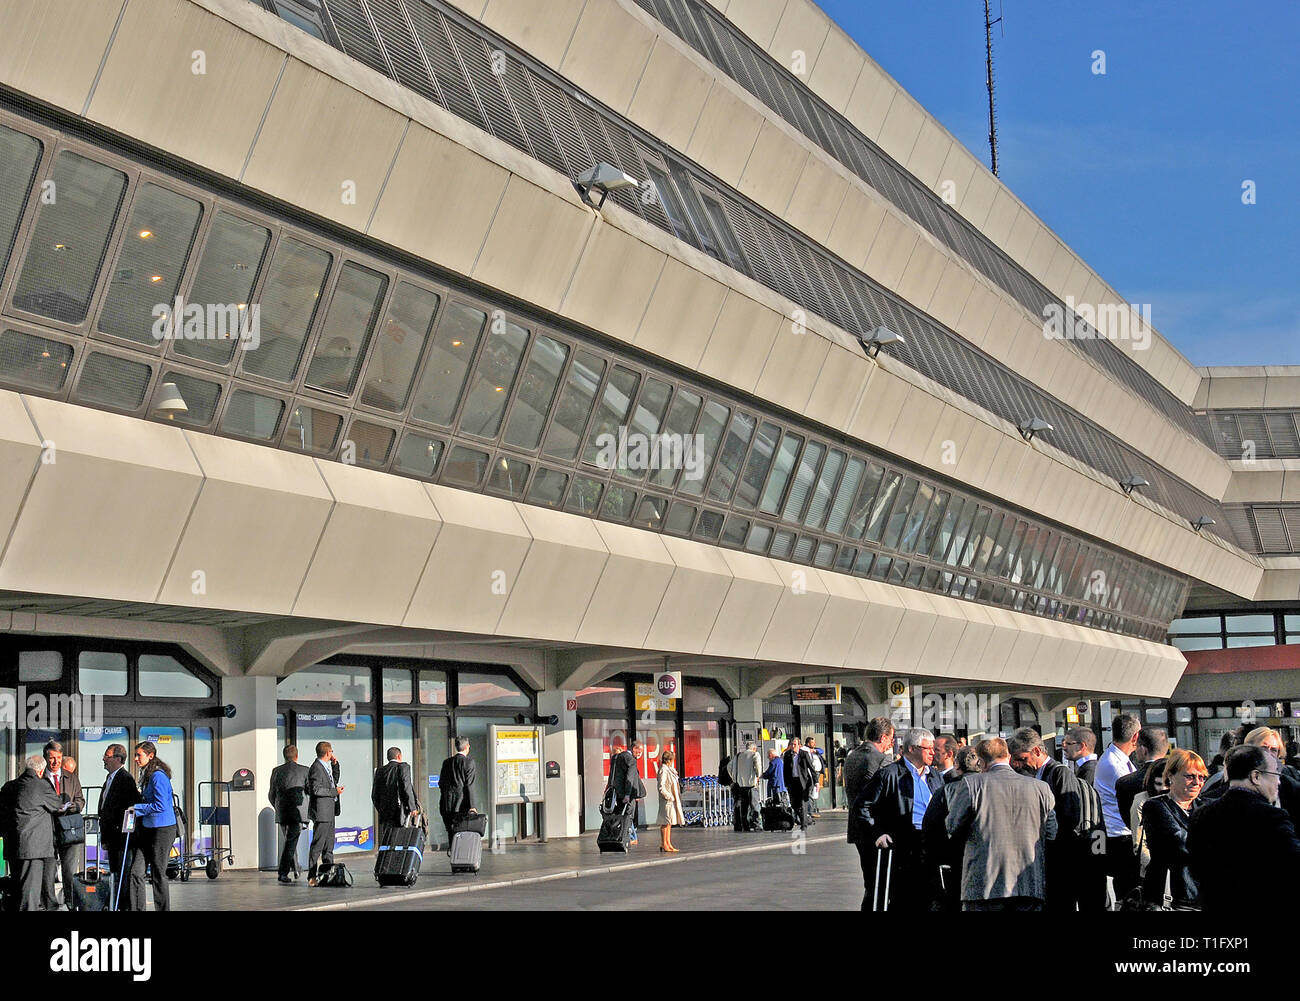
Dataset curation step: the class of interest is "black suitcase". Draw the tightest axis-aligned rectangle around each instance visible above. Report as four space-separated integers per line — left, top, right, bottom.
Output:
597 802 634 853
761 799 795 832
70 868 114 911
375 816 426 887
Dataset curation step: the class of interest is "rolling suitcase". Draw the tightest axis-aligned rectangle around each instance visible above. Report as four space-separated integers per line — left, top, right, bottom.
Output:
596 801 634 853
761 797 795 832
450 830 483 873
70 814 113 912
376 814 426 887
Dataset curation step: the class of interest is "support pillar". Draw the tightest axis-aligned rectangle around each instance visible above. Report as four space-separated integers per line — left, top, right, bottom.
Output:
537 691 579 839
220 675 279 870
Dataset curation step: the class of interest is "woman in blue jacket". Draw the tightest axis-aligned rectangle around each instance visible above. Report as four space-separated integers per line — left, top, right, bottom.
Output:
129 741 178 911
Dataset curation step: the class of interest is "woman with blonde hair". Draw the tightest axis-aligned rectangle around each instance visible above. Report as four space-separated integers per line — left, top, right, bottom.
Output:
657 749 685 853
1140 747 1208 910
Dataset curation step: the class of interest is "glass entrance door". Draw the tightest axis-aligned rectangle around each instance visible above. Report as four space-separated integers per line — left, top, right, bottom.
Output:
418 715 450 846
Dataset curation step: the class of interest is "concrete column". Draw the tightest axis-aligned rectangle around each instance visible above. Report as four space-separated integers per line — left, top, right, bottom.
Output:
733 698 762 745
220 675 279 870
537 690 579 839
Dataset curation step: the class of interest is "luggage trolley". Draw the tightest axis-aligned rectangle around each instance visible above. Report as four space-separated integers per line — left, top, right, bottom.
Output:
165 792 203 882
197 780 234 879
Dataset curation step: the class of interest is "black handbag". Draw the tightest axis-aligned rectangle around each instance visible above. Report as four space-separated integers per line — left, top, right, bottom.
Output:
56 812 86 848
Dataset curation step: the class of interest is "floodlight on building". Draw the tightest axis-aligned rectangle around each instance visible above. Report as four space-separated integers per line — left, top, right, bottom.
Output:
1120 474 1150 496
1017 417 1052 442
153 382 188 420
573 162 639 210
861 325 904 358
1191 516 1216 533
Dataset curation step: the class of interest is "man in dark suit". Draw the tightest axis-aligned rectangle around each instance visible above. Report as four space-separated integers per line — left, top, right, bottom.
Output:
1115 727 1168 829
1188 744 1300 911
783 738 816 830
372 746 419 849
1008 727 1083 912
1063 727 1098 785
3 755 67 910
843 717 895 806
305 741 342 886
41 740 84 909
97 742 139 906
922 745 983 911
268 744 310 883
439 737 478 848
849 727 943 912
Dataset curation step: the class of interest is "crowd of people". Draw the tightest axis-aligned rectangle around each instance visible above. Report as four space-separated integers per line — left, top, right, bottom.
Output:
842 713 1300 911
0 739 175 911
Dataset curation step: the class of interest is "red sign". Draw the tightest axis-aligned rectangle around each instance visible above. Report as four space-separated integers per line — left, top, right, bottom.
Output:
566 698 577 711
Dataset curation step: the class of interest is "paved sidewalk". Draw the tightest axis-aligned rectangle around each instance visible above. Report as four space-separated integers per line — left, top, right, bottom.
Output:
165 812 848 911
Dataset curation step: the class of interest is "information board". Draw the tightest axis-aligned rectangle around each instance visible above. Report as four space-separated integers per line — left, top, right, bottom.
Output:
490 725 544 804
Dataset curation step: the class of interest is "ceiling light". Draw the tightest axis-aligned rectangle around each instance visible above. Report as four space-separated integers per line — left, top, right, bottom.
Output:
861 325 904 358
153 382 189 420
149 275 164 283
573 162 639 210
139 230 153 240
1017 417 1053 442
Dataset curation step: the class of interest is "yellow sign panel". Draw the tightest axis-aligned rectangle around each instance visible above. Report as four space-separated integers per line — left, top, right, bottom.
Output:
634 682 677 712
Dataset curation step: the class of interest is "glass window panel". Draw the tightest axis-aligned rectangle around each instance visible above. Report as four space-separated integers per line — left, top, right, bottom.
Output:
173 212 270 365
542 349 605 460
486 455 530 497
701 193 746 273
646 165 694 244
157 371 220 427
220 389 283 440
960 506 992 569
0 329 74 392
665 502 695 536
276 663 372 702
1225 614 1274 633
558 472 602 513
1285 615 1300 632
575 684 626 710
359 282 439 412
1009 523 1036 583
633 495 667 530
0 126 42 284
845 461 885 541
75 352 151 410
1023 529 1052 585
973 512 1006 574
294 712 372 853
523 467 568 508
759 433 803 515
1046 536 1074 593
694 509 724 541
870 556 892 580
408 300 488 425
240 236 331 382
583 364 641 465
719 515 749 547
680 400 730 498
881 476 920 550
824 457 863 535
769 529 795 560
418 670 447 705
14 152 127 325
442 445 489 488
853 550 874 575
286 405 343 456
834 546 856 571
998 519 1028 580
304 262 387 395
19 651 62 682
1032 532 1060 588
745 523 774 553
737 421 781 510
898 482 934 553
1226 635 1274 648
944 501 979 567
620 378 672 481
915 489 949 556
814 542 836 568
929 497 967 562
781 440 826 522
503 334 569 450
78 651 128 696
890 559 910 586
346 420 394 468
381 668 412 704
863 470 902 543
985 513 1016 577
461 320 529 439
648 389 701 490
98 184 202 345
395 430 448 477
138 654 210 697
707 411 756 503
792 536 815 563
803 449 844 530
600 484 636 522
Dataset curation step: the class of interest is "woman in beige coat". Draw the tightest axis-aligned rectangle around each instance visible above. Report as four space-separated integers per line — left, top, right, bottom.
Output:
658 749 685 853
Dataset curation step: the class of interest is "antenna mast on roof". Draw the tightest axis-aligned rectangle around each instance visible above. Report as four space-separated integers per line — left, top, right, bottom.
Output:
984 0 1004 176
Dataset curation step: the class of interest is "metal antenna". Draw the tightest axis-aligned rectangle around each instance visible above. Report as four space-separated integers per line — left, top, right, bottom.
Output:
984 0 1003 176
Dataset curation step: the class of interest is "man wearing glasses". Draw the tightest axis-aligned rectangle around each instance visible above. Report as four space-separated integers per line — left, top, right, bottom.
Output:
1062 727 1098 784
1187 744 1300 912
1199 726 1300 830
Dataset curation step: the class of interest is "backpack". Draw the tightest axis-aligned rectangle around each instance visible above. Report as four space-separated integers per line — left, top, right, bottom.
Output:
718 755 732 786
316 863 354 888
1075 772 1105 842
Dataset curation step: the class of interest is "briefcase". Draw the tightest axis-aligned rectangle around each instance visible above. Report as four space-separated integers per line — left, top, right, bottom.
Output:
450 812 488 838
56 812 85 848
596 802 634 853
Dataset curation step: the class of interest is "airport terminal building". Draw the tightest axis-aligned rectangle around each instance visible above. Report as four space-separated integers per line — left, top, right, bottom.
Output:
0 0 1289 864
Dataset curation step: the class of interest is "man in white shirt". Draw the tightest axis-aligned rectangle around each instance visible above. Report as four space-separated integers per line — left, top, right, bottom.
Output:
1094 714 1141 902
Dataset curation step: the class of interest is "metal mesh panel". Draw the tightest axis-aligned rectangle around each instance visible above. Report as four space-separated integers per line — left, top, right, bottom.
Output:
75 352 152 410
1253 508 1290 553
446 19 531 155
320 0 390 76
500 61 567 173
0 126 41 285
404 0 486 131
530 75 594 176
1267 413 1300 457
0 329 73 393
366 0 438 102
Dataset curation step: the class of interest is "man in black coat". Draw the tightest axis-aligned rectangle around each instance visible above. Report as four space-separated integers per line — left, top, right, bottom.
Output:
921 745 983 911
268 744 310 883
848 727 942 912
782 738 817 830
372 746 419 849
1115 727 1168 829
97 742 139 905
1008 727 1083 912
1064 727 1098 785
42 740 85 909
843 717 894 807
2 755 67 910
439 737 478 846
305 742 342 886
1187 745 1300 911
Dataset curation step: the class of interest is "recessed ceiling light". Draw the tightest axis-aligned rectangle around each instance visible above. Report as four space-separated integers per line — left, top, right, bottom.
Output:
149 275 164 283
53 243 66 251
139 230 153 240
451 340 462 347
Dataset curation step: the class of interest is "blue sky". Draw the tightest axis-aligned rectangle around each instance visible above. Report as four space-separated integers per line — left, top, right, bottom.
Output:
816 0 1299 367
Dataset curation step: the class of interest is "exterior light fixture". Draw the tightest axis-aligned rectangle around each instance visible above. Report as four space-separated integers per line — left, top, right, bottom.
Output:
573 162 639 210
153 382 188 420
1120 474 1150 495
1191 516 1216 533
861 325 904 358
1017 417 1053 442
